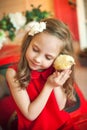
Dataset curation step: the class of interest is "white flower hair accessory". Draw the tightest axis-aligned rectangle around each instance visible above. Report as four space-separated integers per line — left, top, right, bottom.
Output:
25 21 46 36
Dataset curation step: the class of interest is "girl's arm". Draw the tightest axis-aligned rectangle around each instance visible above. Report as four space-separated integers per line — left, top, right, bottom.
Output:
53 69 72 110
6 68 53 121
54 87 67 110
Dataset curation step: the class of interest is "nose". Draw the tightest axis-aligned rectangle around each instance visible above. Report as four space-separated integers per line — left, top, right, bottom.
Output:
34 54 42 64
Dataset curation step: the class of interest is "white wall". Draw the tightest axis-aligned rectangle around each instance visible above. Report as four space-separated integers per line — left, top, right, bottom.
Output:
76 0 87 50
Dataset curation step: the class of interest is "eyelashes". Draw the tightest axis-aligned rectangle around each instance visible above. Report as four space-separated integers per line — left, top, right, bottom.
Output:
32 46 54 61
32 47 39 52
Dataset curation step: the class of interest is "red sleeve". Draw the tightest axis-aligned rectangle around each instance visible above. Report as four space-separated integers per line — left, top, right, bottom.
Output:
8 64 18 72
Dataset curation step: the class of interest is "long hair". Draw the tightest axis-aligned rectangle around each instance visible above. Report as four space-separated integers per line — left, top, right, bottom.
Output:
16 18 76 101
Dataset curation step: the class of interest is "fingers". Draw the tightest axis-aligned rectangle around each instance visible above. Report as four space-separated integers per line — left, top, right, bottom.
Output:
53 69 72 86
59 69 72 80
46 69 72 88
53 71 60 78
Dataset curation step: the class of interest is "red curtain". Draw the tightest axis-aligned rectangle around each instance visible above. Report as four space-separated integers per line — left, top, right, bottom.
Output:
53 0 79 41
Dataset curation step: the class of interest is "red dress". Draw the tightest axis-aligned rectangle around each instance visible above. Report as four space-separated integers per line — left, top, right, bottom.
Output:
9 65 78 130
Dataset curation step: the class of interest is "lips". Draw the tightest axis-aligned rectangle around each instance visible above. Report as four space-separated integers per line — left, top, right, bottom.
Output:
31 60 39 66
29 60 40 68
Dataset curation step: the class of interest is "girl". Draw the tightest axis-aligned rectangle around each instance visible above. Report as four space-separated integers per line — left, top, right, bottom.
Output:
6 18 78 130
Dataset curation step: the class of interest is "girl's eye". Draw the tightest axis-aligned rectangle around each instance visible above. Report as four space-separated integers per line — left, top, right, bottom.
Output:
33 47 39 52
46 56 53 60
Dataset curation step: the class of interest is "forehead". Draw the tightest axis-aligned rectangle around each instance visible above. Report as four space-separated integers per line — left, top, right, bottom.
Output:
30 32 63 52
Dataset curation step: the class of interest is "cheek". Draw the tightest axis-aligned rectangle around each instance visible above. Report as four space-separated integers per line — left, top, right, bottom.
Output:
43 60 54 68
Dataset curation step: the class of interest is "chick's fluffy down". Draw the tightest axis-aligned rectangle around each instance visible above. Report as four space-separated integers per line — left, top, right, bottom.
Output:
53 54 75 70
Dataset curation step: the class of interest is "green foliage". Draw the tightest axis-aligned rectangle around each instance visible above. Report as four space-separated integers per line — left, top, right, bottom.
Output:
0 5 51 41
0 15 16 40
25 5 51 23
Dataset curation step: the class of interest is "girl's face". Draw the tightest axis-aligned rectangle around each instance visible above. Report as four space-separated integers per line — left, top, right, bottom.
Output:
25 32 63 71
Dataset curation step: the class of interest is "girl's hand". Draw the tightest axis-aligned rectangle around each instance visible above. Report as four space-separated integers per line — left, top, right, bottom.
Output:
45 69 72 88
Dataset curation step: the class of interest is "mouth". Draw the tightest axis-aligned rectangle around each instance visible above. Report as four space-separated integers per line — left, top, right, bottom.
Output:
30 60 40 68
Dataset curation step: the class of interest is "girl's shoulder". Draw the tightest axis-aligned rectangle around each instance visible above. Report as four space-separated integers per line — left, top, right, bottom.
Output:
6 64 18 82
8 63 18 71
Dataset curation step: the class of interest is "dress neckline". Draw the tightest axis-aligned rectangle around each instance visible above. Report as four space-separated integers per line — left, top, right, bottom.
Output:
30 66 54 79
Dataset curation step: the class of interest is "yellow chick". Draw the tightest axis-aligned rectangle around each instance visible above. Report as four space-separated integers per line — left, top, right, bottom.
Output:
53 54 75 70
